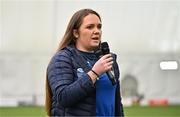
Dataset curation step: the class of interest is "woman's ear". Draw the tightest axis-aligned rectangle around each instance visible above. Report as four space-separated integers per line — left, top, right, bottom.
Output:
73 29 79 38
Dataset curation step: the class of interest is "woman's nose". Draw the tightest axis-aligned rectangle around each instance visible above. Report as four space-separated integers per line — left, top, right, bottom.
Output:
94 27 101 34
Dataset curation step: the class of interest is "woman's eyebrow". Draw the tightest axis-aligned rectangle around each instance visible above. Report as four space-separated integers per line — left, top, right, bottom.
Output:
85 23 102 26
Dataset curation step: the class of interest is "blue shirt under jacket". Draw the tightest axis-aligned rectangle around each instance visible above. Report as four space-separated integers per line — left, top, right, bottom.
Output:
96 73 116 116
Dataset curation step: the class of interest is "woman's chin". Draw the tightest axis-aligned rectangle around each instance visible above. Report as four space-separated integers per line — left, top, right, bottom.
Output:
92 43 99 48
92 41 100 46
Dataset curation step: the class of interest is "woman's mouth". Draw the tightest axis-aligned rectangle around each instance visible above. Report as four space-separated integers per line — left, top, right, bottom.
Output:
92 37 99 40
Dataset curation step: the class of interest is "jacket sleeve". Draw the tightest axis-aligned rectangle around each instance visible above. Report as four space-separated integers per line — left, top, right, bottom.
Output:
47 50 95 108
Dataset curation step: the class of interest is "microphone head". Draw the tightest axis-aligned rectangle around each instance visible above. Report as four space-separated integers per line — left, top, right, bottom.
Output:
101 42 110 55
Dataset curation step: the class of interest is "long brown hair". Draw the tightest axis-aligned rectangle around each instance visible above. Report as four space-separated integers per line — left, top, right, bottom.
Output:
45 8 101 116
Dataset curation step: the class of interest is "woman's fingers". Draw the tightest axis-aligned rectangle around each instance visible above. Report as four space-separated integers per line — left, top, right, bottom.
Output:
101 54 112 59
105 61 113 70
92 54 114 75
100 54 113 70
101 54 113 64
105 57 113 63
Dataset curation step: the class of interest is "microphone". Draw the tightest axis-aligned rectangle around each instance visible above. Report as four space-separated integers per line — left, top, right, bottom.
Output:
95 42 117 85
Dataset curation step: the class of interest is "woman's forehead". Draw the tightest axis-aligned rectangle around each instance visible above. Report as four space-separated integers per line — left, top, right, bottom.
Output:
81 14 101 25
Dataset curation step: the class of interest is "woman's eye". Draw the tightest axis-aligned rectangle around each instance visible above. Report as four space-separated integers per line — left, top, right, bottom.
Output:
86 24 102 30
97 24 102 29
87 25 94 29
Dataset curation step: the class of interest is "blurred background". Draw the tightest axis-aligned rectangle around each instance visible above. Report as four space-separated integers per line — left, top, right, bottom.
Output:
0 0 180 116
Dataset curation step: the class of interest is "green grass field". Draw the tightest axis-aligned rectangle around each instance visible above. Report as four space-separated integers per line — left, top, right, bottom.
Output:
124 105 180 117
0 105 180 117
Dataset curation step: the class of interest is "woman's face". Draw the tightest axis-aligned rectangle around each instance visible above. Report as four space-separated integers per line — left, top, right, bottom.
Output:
74 14 102 52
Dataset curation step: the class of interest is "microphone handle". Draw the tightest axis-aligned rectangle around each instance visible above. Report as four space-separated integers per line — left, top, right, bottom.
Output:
106 70 117 85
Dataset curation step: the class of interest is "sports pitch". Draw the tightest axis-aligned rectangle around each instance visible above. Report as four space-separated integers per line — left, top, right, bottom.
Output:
0 105 180 117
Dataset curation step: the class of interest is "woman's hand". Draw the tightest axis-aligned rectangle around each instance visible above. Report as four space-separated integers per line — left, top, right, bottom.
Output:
92 53 113 76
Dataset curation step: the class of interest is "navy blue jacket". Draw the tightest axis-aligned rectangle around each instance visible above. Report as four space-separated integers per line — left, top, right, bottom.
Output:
47 45 124 116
